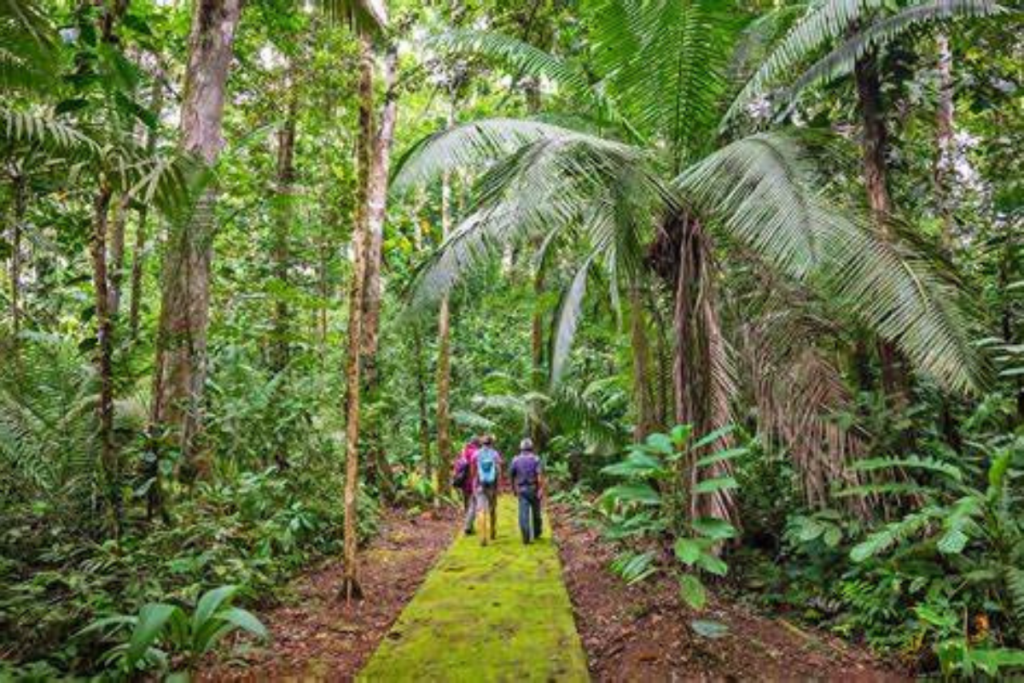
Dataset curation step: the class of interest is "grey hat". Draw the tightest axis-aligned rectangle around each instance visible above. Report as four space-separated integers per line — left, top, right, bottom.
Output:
520 438 534 451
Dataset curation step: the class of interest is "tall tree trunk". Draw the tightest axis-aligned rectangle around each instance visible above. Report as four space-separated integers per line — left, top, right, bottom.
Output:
339 32 378 603
89 184 120 537
129 77 164 341
107 195 129 316
670 215 737 525
413 324 433 482
8 175 25 338
630 284 656 441
934 33 955 250
854 52 910 408
150 0 242 475
267 66 299 472
359 45 398 501
435 108 455 496
271 71 298 375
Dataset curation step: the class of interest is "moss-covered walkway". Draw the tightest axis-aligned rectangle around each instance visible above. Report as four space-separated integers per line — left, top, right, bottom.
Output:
358 495 589 682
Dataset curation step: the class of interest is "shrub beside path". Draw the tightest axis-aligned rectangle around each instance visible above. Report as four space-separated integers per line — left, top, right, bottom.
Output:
358 495 589 681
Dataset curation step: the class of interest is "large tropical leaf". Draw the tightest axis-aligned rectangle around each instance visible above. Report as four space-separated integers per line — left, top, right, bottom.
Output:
727 0 1003 124
677 132 986 394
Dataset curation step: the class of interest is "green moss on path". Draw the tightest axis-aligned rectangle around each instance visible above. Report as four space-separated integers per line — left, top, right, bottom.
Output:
358 496 589 682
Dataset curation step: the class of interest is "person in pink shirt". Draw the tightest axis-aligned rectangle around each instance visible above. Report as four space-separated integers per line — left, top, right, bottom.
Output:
453 436 481 534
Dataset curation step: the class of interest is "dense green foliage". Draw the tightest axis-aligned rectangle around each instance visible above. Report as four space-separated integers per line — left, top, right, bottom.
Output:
1 0 1022 677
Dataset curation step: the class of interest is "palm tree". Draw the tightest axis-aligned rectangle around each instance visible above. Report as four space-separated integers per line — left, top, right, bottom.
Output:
392 0 986 523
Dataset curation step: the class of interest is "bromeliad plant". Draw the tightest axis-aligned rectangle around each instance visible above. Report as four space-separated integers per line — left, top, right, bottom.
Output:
78 585 268 677
600 424 746 610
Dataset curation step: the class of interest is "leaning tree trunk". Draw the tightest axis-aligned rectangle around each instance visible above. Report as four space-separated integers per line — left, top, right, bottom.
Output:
854 52 910 408
359 45 399 501
150 0 242 477
89 184 120 537
339 33 378 603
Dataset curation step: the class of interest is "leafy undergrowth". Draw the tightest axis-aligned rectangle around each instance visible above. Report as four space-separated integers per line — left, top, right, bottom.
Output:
358 495 588 681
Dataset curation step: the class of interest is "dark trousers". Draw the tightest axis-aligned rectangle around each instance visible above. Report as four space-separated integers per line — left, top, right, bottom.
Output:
517 489 542 543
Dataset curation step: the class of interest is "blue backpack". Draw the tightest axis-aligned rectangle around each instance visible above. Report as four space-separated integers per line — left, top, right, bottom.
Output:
477 447 498 486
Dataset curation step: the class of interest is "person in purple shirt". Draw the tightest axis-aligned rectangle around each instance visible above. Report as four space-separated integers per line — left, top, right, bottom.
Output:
509 438 545 544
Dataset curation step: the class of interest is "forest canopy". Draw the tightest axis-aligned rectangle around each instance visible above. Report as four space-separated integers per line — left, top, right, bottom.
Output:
1 0 1022 678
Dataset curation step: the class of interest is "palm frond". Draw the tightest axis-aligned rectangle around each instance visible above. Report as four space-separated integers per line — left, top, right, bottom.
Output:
316 0 387 33
2 108 101 158
400 118 660 308
774 0 1004 119
727 0 1003 125
0 0 59 93
550 251 599 386
590 0 736 162
678 132 986 394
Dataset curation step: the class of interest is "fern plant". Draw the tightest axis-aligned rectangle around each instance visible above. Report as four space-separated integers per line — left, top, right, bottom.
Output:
847 444 1024 660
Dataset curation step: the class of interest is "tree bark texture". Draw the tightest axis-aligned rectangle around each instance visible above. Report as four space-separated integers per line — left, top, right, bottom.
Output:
358 45 399 500
630 284 657 441
854 52 910 408
8 176 25 338
435 108 455 496
130 77 164 341
271 73 298 375
668 214 737 525
89 184 120 537
151 0 242 471
340 33 377 602
934 33 955 249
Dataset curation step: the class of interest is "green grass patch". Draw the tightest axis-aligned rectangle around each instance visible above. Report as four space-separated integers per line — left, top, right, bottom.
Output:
359 496 589 681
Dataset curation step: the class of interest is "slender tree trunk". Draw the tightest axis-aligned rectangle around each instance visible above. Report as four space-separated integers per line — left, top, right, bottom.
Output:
435 109 455 496
270 73 298 377
413 324 433 481
107 196 129 316
854 53 910 408
129 78 164 341
8 176 25 338
89 184 120 537
934 33 955 250
150 0 242 475
359 45 398 500
630 284 656 441
340 32 378 603
266 66 299 472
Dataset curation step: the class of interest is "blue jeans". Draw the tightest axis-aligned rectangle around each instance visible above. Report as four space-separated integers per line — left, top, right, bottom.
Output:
517 489 542 543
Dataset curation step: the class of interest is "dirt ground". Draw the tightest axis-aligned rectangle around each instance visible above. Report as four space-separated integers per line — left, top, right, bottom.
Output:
551 504 906 682
201 505 457 681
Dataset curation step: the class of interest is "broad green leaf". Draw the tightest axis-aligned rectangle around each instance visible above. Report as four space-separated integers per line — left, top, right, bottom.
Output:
678 574 707 610
644 432 675 455
674 538 703 565
603 483 661 506
690 619 729 638
691 517 737 541
695 447 747 468
696 552 728 577
690 425 735 450
693 476 738 495
127 603 179 666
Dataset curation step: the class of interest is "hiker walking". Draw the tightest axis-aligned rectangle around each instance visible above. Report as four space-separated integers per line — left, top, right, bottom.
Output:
510 438 544 544
454 436 481 535
474 435 503 546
